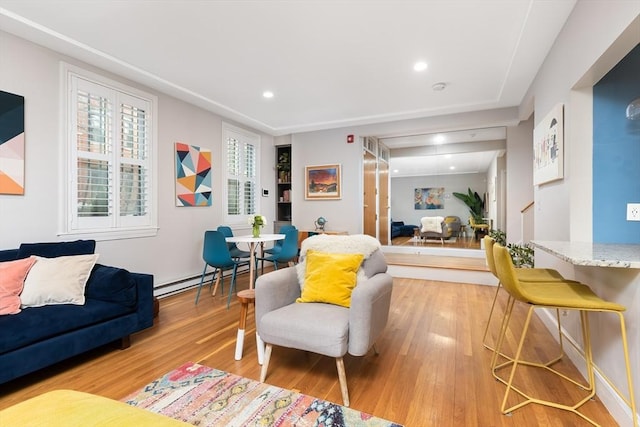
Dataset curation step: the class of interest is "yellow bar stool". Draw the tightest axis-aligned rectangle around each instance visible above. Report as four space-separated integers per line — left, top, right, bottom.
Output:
491 243 637 426
482 236 574 354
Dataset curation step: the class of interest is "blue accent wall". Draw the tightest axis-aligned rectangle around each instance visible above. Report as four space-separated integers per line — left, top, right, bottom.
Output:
593 43 640 243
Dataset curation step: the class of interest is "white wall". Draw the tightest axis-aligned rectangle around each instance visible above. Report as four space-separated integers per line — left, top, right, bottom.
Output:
390 173 486 226
290 129 363 233
522 3 640 425
0 30 275 291
505 117 534 243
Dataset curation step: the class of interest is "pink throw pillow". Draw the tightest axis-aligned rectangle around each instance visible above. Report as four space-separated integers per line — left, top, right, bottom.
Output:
0 257 37 315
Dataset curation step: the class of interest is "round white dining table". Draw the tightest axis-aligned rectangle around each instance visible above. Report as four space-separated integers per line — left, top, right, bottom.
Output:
225 233 285 365
225 233 285 289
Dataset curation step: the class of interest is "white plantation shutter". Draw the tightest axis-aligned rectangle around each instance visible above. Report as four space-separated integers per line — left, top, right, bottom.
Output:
65 67 156 238
118 95 150 223
223 124 260 222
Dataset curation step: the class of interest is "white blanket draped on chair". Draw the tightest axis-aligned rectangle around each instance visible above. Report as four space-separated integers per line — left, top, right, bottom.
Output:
420 216 444 233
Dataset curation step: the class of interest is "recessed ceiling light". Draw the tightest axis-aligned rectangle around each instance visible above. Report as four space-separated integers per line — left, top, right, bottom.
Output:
445 154 452 159
434 134 445 144
413 61 428 72
393 169 399 173
262 91 274 98
449 166 455 170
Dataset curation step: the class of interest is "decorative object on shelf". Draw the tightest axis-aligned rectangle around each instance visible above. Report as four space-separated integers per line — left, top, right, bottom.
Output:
248 214 266 238
414 187 444 210
276 151 291 182
315 216 327 231
533 103 564 185
175 142 212 207
305 164 341 200
0 90 25 195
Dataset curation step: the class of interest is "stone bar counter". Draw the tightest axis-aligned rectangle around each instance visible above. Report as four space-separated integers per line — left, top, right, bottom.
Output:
531 241 640 269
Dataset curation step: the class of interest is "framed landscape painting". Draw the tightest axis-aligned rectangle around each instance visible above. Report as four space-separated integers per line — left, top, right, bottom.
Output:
305 164 341 200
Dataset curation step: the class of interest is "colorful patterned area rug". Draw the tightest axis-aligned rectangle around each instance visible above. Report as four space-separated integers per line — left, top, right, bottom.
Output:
123 362 402 427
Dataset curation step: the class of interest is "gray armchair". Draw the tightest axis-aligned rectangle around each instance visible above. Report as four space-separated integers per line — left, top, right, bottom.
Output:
255 246 393 407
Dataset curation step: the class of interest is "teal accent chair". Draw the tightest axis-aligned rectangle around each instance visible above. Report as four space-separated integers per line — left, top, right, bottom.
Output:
217 225 251 260
195 230 249 307
256 228 299 273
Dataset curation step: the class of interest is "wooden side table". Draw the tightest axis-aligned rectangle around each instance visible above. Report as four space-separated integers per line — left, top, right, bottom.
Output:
298 230 348 248
413 227 421 245
235 289 264 364
459 224 467 238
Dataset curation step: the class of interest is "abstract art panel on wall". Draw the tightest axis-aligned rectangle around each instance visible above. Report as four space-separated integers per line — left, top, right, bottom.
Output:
533 103 564 185
175 142 212 207
0 90 25 195
414 187 444 210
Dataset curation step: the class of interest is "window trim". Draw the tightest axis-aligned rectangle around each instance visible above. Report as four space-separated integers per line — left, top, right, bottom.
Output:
222 122 261 225
59 62 158 241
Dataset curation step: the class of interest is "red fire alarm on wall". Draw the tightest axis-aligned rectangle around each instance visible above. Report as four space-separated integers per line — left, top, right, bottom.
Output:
347 134 354 143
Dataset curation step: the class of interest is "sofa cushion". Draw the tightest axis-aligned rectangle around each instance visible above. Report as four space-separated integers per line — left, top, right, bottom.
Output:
21 254 99 308
0 257 37 315
85 264 137 309
259 302 349 358
17 240 96 259
0 249 19 262
0 299 134 354
0 390 190 426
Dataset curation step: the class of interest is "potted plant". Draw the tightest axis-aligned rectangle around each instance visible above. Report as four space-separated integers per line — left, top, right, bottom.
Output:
453 188 485 224
277 152 290 182
488 229 534 268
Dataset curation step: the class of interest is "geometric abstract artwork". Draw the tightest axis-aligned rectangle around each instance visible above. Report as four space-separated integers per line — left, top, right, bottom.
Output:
175 142 212 207
0 90 25 195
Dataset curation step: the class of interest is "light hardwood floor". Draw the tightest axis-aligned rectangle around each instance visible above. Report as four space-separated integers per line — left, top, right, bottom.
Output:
0 266 617 426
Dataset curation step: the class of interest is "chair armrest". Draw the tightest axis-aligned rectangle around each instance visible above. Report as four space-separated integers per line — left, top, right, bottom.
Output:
348 272 393 356
131 272 154 330
255 267 301 328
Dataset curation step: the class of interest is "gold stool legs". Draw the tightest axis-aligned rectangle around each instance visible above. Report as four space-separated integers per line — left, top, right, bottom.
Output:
484 283 565 367
492 305 637 427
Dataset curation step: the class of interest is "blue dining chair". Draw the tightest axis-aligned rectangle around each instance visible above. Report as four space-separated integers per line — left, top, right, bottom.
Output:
256 227 299 273
217 225 251 260
195 230 249 307
264 224 297 256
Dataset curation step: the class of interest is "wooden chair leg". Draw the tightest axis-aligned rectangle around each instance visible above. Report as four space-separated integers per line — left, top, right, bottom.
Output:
336 357 350 407
260 344 272 383
211 268 222 297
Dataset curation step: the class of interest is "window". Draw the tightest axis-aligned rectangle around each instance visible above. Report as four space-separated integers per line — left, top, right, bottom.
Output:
223 123 260 223
62 65 157 239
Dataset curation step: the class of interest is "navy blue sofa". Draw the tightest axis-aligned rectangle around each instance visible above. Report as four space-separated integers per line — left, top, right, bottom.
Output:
0 240 154 384
391 221 418 238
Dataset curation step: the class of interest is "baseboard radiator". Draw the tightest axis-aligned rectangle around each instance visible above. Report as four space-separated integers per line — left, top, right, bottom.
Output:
154 264 251 298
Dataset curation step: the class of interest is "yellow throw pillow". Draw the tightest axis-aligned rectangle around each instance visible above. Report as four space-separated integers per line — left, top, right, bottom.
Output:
296 250 364 307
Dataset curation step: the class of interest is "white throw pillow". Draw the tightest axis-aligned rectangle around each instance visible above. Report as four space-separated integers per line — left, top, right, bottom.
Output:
21 254 99 307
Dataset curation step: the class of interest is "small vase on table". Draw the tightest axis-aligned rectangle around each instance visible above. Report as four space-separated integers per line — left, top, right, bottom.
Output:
252 224 260 238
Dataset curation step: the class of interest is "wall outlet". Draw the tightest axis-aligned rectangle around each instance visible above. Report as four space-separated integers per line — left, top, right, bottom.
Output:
627 203 640 221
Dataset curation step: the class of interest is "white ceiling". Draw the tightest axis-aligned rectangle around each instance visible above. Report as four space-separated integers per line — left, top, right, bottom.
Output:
0 1 576 176
382 127 506 177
